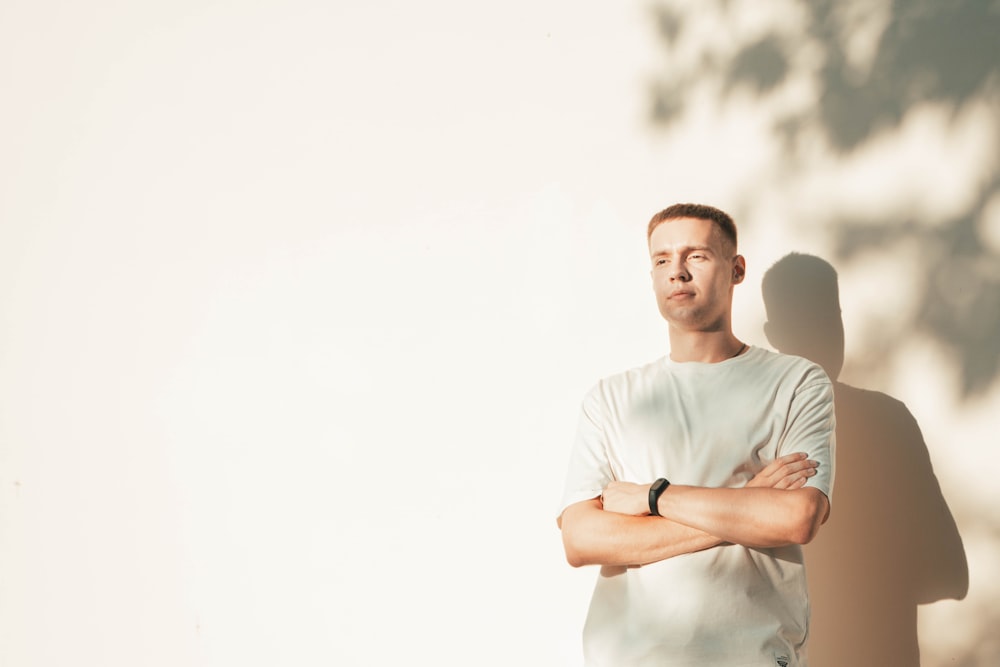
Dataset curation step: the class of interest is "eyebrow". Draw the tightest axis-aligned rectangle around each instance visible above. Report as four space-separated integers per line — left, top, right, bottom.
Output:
651 245 715 257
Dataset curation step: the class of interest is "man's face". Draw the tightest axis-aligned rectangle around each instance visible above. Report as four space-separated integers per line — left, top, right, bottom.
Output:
649 217 744 331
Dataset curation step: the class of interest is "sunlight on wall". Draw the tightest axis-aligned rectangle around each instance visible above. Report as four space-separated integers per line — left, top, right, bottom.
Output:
644 2 1000 666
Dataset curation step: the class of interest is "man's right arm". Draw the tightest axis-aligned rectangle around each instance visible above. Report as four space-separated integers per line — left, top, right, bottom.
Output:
558 452 818 567
559 499 722 567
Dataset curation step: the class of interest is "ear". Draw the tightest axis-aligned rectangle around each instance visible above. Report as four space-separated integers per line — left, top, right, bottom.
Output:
732 255 746 284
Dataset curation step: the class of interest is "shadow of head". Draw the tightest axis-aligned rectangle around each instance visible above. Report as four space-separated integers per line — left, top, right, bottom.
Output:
762 253 845 380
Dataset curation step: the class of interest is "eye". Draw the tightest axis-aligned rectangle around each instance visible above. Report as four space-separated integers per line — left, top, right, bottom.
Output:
655 258 667 266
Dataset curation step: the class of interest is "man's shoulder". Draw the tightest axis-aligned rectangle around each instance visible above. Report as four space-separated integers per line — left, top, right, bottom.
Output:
749 346 831 383
753 348 833 395
579 357 667 408
592 357 667 390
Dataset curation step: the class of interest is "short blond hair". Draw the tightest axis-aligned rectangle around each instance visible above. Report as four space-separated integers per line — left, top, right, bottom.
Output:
647 203 738 250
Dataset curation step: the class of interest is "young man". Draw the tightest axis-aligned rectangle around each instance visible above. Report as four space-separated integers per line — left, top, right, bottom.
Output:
558 204 835 666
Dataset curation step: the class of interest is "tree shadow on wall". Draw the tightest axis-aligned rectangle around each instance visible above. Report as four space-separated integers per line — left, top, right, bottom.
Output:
762 253 968 667
648 0 1000 398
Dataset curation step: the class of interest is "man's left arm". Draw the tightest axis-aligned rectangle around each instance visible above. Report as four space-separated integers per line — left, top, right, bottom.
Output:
665 485 826 547
603 372 835 548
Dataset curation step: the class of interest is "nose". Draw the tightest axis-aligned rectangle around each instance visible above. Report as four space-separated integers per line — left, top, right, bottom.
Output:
669 261 691 282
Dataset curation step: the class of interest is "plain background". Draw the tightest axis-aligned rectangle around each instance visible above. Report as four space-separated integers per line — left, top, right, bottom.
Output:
2 1 998 665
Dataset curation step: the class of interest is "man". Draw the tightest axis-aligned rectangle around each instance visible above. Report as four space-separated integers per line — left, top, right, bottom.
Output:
558 204 835 666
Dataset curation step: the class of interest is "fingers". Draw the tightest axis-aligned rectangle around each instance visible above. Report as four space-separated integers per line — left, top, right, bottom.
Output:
773 453 817 473
772 454 819 489
774 473 810 490
772 452 810 468
749 452 820 489
757 452 805 477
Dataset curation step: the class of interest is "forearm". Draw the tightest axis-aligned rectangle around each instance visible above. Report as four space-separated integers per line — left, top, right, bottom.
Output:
560 499 723 567
656 485 828 548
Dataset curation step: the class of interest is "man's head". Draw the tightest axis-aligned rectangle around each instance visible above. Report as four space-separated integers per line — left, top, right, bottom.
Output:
647 203 745 332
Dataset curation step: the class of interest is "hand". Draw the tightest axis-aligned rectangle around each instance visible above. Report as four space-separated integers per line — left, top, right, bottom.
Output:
600 481 652 515
746 452 818 490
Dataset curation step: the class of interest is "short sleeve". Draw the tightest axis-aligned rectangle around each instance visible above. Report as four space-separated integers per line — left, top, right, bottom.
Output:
779 366 836 504
557 383 616 516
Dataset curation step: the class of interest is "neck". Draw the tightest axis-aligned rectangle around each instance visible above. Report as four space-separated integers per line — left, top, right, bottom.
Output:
668 329 745 363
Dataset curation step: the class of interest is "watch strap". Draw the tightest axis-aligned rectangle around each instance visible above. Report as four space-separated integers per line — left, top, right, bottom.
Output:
648 478 670 516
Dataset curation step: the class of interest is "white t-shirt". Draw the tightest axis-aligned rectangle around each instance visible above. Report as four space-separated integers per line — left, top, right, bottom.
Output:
560 346 835 667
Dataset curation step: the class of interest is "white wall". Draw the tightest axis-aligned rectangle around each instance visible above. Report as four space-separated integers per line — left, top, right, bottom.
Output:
1 1 997 665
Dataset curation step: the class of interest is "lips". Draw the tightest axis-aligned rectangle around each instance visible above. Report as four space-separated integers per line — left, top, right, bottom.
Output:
668 290 695 299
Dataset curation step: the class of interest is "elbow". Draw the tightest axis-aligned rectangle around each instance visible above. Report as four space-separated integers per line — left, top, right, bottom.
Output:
562 531 593 568
917 562 969 604
787 490 828 545
559 502 603 567
790 520 821 546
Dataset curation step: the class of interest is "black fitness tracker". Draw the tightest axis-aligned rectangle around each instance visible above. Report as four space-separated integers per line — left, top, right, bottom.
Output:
649 477 670 516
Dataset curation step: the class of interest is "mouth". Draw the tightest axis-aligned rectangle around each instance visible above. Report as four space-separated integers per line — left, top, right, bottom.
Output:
668 290 695 300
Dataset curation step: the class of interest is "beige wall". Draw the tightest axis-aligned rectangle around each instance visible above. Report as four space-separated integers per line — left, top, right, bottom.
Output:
1 1 996 665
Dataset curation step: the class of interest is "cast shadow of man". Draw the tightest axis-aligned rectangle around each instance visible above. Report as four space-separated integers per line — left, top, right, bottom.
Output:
762 253 968 667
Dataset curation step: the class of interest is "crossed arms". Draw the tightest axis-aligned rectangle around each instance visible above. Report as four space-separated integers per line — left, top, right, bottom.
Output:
558 453 830 568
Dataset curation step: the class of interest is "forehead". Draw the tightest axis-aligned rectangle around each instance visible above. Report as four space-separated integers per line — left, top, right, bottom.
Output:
648 217 727 253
